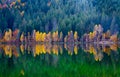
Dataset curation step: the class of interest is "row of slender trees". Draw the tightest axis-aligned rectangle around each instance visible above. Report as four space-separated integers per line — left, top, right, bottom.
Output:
0 24 118 43
81 24 118 43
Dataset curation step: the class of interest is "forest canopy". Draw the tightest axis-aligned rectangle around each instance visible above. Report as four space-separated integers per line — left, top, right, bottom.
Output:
0 0 120 37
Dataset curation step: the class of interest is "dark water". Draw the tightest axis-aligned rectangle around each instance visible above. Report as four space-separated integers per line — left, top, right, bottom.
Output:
0 43 120 77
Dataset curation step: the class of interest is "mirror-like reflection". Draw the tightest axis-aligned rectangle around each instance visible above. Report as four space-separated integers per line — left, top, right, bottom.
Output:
0 43 120 77
0 43 119 61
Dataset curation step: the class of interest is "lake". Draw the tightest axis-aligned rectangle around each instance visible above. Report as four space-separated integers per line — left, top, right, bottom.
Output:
0 43 120 77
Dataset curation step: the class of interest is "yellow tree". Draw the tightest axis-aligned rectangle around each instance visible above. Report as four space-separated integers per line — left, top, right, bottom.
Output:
74 31 78 42
4 29 12 42
52 45 58 55
4 45 12 58
20 32 24 42
20 44 25 54
89 32 93 41
39 32 42 41
74 45 78 55
42 33 46 42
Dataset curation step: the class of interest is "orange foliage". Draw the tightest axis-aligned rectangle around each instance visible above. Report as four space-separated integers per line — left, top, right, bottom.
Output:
110 44 117 51
4 29 12 42
103 47 111 55
104 30 110 39
110 34 118 42
13 29 19 41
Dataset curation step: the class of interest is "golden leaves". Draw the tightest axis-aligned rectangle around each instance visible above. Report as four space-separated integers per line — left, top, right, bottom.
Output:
20 32 24 42
4 45 12 58
4 29 12 42
110 34 118 42
74 31 78 42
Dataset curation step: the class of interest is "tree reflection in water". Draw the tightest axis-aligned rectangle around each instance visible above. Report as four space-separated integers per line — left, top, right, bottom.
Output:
0 43 119 61
0 43 119 77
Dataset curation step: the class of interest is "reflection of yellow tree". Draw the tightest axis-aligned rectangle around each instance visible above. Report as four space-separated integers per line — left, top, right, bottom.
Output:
20 44 25 54
103 46 111 55
59 45 63 55
35 44 41 56
64 44 67 50
84 44 104 61
110 44 118 51
42 44 46 54
45 44 52 54
74 45 78 55
33 44 47 57
94 51 103 61
68 50 73 56
89 45 97 55
27 45 31 54
4 45 12 58
12 45 19 57
52 45 58 55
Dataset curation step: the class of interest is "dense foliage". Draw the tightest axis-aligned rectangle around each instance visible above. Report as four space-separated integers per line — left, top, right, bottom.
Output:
0 0 120 37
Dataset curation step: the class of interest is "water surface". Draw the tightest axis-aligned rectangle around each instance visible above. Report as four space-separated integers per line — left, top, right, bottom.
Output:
0 43 120 77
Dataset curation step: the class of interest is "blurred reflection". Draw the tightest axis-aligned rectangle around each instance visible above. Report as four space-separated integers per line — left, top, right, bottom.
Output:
0 43 119 61
82 43 119 61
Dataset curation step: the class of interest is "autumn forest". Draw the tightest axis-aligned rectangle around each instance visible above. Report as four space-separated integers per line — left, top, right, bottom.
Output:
0 0 120 77
0 0 120 41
